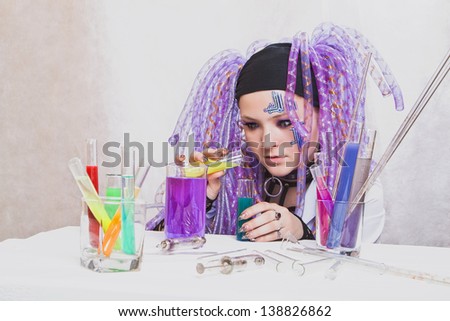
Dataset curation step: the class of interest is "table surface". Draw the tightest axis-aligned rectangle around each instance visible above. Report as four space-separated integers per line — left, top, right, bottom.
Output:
0 227 449 300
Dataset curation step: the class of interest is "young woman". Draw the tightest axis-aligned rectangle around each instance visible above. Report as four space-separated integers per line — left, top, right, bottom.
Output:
157 23 403 243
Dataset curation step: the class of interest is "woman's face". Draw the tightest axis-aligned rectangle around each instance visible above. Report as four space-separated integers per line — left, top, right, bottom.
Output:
239 90 319 177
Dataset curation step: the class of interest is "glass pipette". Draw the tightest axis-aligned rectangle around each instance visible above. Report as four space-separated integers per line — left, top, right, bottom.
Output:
288 246 450 286
253 250 298 275
196 254 265 275
265 249 332 277
197 248 247 260
265 250 305 274
157 236 206 252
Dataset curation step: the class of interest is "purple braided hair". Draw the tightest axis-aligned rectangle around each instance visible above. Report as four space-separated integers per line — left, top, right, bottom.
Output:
152 23 403 235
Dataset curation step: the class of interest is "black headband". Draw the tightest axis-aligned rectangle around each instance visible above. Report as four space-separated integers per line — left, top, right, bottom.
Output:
235 43 320 107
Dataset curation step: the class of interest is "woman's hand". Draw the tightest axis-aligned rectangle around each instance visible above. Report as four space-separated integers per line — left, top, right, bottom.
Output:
188 148 228 200
239 202 304 242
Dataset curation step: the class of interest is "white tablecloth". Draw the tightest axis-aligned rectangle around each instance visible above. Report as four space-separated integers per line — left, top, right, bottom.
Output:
0 227 449 300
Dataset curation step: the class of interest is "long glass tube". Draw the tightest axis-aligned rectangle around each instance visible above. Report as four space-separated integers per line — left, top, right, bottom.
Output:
350 49 450 211
332 53 372 199
326 53 372 249
288 246 450 286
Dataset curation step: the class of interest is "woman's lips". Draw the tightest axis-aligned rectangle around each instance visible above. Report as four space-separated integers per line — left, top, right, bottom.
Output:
264 155 285 163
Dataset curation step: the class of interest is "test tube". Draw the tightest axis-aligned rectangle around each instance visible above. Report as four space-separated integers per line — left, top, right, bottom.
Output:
105 174 121 219
101 164 151 256
86 139 100 246
135 165 151 192
340 129 376 248
310 164 333 246
205 149 243 175
121 147 136 255
157 236 206 252
236 179 255 241
68 157 111 231
327 120 363 249
184 150 243 178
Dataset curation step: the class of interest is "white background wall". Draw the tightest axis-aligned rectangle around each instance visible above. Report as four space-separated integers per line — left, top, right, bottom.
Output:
1 0 449 245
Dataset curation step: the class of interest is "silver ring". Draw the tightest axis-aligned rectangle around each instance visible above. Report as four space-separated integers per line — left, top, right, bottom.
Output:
274 211 281 220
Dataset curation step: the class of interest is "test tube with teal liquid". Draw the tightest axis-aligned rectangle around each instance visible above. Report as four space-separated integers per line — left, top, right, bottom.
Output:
236 179 255 241
121 148 136 255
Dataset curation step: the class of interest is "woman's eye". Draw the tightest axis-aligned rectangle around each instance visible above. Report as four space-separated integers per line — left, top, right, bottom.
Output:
243 122 259 130
277 119 292 128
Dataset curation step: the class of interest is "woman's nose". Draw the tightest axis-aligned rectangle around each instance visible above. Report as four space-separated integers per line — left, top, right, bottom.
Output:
261 131 277 148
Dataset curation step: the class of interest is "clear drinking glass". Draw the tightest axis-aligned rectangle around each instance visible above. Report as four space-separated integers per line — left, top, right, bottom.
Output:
164 162 207 238
316 200 364 256
80 197 147 272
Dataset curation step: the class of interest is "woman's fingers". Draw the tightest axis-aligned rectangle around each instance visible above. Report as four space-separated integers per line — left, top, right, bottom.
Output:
243 218 282 241
253 230 283 242
187 148 228 164
188 151 207 164
240 202 276 220
239 203 285 241
174 154 186 166
203 148 228 161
